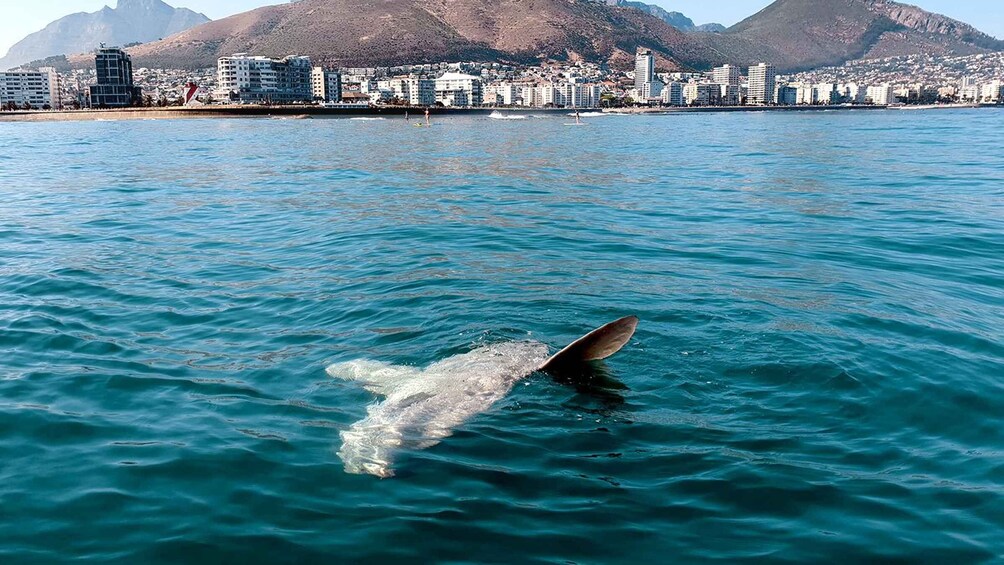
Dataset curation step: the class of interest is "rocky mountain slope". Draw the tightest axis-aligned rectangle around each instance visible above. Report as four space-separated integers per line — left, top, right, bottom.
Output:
721 0 1004 71
606 1 724 32
0 0 209 70
125 0 706 70
56 0 1004 73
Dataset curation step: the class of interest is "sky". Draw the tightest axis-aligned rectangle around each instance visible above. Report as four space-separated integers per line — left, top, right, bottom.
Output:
2 0 1003 57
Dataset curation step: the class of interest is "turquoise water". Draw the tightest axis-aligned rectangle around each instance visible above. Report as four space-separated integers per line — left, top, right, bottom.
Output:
1 110 1002 562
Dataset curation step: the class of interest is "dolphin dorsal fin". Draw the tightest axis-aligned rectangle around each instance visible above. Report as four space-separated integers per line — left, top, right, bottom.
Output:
539 316 639 372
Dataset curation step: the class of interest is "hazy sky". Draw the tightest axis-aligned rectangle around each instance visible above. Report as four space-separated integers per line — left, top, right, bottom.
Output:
2 0 1003 57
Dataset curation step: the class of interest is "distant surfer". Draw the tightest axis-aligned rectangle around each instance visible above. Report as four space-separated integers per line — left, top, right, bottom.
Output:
405 110 409 122
575 110 582 125
425 108 431 126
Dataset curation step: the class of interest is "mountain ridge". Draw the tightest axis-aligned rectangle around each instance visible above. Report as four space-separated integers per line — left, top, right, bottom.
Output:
721 0 1004 71
0 0 209 70
124 0 704 71
606 1 724 33
25 0 1004 74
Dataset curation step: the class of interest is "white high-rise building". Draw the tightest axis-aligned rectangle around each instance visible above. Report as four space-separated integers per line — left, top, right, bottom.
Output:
39 67 62 108
815 83 839 104
775 84 798 106
500 82 600 108
980 80 1003 103
311 67 341 102
635 48 655 91
434 72 481 106
959 76 979 101
747 63 776 105
720 84 741 105
539 84 563 107
521 85 541 108
482 85 502 106
0 70 53 108
683 83 717 106
378 77 435 105
866 84 894 105
641 79 664 100
712 64 740 87
408 78 436 106
796 83 817 105
559 83 574 106
366 85 393 104
216 54 313 104
566 83 598 108
483 83 518 106
583 84 602 108
661 82 684 106
845 83 866 104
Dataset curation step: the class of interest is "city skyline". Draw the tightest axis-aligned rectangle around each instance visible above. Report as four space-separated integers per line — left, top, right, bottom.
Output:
7 43 1000 113
3 0 1004 58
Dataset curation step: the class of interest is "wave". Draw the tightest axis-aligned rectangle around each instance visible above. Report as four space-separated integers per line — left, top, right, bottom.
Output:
489 111 527 120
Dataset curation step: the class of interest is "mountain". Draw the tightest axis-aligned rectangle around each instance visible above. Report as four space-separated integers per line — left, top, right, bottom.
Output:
65 0 1004 74
0 0 209 70
126 0 712 70
605 1 724 33
695 23 726 33
721 0 1004 71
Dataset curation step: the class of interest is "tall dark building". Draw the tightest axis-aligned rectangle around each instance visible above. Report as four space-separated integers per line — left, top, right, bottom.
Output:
89 47 141 108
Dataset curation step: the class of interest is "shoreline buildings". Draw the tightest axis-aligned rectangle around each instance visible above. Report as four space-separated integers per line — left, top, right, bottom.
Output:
633 48 666 103
635 48 655 91
748 63 777 105
151 50 1004 110
712 64 740 87
89 47 141 108
377 77 436 106
712 65 742 106
866 84 895 105
3 45 1003 112
216 54 312 104
311 67 342 103
1 67 61 109
434 72 483 107
977 80 1004 103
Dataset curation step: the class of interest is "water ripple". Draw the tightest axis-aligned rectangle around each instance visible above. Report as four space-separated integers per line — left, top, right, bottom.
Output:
1 111 1002 562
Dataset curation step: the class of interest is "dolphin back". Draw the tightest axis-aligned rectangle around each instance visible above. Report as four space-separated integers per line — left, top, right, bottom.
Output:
539 316 639 372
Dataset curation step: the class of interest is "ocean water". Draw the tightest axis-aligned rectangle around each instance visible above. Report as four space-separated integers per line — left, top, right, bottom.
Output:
0 110 1002 563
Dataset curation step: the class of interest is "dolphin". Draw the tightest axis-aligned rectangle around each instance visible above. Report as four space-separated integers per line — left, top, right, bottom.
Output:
327 316 639 478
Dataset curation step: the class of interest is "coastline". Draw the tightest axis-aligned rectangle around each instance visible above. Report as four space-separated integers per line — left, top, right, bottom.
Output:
605 103 993 114
608 104 891 114
0 105 567 123
0 103 998 123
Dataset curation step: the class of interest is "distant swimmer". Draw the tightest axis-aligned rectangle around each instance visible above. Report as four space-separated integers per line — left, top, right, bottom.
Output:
328 316 639 478
565 110 587 126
